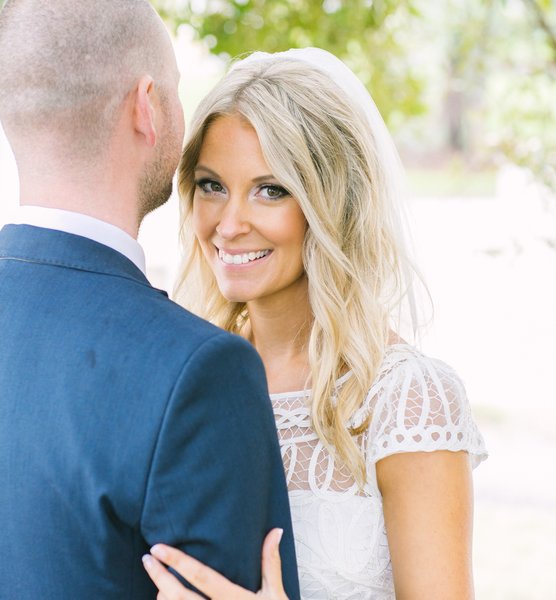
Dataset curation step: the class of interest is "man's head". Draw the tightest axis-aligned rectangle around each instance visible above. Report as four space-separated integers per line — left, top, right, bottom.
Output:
0 0 184 218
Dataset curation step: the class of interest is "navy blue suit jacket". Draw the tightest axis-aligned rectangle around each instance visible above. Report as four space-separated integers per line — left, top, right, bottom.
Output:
0 224 299 600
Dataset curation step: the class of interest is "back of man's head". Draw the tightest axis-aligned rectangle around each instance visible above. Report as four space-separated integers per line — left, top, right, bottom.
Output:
0 0 173 161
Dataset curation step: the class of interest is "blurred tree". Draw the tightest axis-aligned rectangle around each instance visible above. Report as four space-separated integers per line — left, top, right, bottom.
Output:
403 0 556 191
151 0 427 128
475 0 556 191
523 0 556 61
151 0 556 192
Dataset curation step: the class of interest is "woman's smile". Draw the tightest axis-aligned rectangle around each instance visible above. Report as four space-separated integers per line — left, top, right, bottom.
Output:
217 247 273 266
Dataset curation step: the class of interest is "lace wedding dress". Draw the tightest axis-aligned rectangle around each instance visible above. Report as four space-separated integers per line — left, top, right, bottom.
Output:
271 344 488 599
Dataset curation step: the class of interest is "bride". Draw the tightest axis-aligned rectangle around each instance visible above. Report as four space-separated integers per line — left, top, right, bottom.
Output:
142 47 487 599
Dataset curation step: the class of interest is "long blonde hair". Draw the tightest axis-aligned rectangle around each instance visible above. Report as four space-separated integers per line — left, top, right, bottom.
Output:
176 55 420 486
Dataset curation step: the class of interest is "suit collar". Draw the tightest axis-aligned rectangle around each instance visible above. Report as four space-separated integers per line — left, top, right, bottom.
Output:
9 206 146 275
0 224 161 292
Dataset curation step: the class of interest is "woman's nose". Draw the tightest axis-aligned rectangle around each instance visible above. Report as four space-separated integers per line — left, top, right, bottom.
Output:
215 197 251 240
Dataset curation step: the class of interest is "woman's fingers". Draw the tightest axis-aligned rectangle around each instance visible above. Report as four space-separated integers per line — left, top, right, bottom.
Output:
149 544 253 600
142 553 203 600
260 529 287 598
144 533 289 600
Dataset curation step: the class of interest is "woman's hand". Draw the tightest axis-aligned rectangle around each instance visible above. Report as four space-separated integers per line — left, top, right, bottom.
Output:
142 528 288 600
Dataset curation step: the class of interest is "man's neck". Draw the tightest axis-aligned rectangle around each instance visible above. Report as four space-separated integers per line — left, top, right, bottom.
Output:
19 179 141 239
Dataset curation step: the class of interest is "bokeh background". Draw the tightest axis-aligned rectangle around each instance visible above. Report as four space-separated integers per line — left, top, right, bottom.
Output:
1 1 555 597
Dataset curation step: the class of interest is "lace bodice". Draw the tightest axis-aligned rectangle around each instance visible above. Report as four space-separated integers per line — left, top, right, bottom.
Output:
271 344 487 599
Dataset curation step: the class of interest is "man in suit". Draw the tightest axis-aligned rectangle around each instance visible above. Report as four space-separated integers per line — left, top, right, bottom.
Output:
0 1 299 599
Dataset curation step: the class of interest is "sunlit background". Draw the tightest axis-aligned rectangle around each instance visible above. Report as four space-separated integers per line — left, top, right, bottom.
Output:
1 1 555 597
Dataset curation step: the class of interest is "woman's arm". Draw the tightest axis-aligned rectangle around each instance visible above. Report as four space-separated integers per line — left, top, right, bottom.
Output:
377 450 475 600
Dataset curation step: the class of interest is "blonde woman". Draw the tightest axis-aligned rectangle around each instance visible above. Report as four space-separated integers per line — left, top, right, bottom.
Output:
143 48 487 599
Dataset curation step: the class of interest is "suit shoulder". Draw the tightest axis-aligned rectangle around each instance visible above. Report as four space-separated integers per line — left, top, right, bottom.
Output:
124 285 257 359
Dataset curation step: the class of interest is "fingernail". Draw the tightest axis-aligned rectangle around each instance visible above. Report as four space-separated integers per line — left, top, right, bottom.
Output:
150 544 167 560
274 528 284 556
142 554 154 569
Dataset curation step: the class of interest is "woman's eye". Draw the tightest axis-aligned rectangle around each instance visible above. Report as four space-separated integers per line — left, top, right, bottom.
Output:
195 179 225 195
259 185 289 200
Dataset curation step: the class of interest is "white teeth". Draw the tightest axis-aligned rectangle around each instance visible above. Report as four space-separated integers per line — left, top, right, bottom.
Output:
219 249 270 265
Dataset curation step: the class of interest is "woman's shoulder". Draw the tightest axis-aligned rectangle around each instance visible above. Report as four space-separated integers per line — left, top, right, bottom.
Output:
380 343 465 393
353 342 466 413
351 343 488 468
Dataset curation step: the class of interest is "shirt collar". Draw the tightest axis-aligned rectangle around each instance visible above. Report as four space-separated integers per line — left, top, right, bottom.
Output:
9 206 146 275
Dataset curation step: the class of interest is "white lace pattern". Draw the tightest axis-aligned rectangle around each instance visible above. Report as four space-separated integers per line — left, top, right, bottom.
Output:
271 344 488 599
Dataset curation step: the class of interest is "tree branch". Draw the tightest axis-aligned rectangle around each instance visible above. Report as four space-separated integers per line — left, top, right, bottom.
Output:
522 0 556 63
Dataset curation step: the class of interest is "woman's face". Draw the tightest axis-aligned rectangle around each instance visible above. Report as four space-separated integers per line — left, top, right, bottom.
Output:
192 114 307 305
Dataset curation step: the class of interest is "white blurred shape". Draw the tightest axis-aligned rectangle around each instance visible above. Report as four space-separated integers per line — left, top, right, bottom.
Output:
0 121 19 226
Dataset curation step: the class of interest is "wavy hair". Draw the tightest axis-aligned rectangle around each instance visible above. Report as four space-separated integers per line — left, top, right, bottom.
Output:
176 56 421 486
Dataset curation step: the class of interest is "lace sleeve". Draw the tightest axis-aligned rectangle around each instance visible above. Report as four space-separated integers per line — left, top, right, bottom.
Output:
361 348 488 470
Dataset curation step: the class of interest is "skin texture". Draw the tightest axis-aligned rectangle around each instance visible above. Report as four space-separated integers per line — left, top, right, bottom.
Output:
145 115 475 599
11 31 184 238
377 450 475 599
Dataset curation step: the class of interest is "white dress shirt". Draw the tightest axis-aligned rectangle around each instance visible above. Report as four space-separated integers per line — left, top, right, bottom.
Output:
9 206 146 275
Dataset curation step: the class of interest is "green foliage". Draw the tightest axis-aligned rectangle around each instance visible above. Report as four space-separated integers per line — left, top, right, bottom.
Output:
389 0 556 193
151 0 427 128
152 0 556 193
2 0 554 192
475 0 556 191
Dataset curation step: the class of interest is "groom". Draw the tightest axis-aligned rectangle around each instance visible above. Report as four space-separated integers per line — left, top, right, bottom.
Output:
0 1 299 599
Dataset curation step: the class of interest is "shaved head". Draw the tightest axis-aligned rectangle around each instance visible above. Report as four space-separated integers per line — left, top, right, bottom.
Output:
0 0 176 160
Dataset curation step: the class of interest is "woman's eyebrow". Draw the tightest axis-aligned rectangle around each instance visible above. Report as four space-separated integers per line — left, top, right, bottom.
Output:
194 165 220 178
194 165 278 185
251 174 278 183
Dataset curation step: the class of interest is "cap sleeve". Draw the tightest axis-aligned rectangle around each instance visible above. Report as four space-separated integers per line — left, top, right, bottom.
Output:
361 348 488 470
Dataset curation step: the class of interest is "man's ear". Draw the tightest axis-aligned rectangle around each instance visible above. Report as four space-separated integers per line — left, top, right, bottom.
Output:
134 75 157 148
